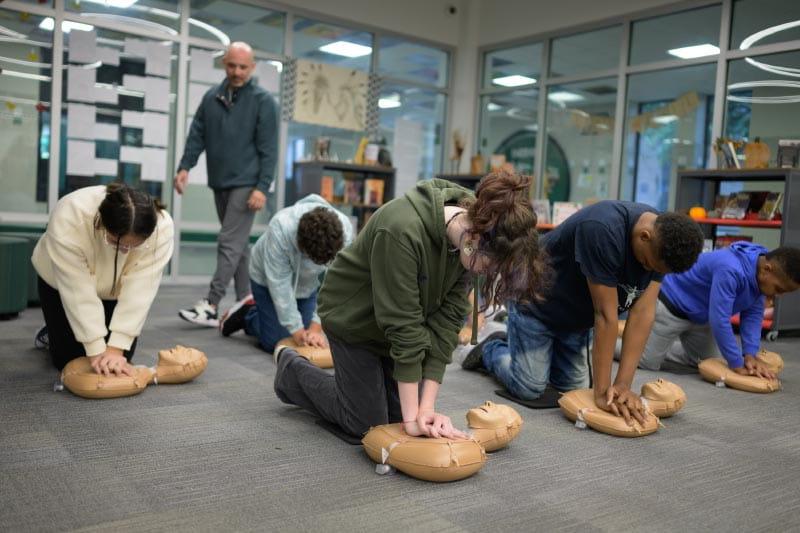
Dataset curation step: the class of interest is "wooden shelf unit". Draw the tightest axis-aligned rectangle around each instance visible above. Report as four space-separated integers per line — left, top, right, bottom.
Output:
676 168 800 338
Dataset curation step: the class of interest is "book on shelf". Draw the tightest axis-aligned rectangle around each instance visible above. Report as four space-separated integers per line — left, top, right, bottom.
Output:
344 179 363 204
531 199 551 225
714 235 752 250
721 192 750 220
320 175 334 202
746 191 770 214
552 201 582 226
758 192 783 220
707 194 728 218
364 179 385 206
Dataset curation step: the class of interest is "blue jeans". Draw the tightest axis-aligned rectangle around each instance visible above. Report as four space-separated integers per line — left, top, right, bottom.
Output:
245 279 317 353
483 302 591 400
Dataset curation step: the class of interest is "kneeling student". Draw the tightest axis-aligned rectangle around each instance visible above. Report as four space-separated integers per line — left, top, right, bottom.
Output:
638 243 800 378
463 200 704 424
33 182 173 375
219 194 353 352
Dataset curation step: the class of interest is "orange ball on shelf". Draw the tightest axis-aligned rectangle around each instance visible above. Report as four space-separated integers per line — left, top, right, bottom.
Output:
689 206 707 220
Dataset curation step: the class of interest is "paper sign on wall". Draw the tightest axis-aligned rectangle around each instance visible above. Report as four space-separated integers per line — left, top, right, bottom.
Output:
292 60 368 131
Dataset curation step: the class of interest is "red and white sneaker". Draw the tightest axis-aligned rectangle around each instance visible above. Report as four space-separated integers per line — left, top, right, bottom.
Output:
219 294 255 337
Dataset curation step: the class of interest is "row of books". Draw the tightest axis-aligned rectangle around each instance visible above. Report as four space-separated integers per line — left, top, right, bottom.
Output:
711 191 783 221
532 200 582 226
320 176 385 207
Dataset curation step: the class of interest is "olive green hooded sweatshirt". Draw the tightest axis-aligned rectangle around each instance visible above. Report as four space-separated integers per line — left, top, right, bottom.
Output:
317 179 473 383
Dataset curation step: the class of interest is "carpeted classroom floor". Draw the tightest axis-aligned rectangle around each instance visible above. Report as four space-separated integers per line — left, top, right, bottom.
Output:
2 285 800 532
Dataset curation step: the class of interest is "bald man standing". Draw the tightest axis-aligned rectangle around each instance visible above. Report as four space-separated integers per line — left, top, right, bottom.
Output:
175 42 278 327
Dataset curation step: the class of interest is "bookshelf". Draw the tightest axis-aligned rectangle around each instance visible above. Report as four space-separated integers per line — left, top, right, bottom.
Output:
676 168 800 340
290 161 396 232
435 173 484 190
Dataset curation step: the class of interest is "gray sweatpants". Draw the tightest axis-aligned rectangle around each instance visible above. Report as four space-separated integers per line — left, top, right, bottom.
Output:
274 331 401 438
208 187 256 306
638 299 720 370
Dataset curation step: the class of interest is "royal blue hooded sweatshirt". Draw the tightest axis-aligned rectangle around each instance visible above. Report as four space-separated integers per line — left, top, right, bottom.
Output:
660 242 766 368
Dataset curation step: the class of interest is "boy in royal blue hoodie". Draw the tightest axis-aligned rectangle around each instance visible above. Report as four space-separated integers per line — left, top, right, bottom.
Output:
638 243 800 377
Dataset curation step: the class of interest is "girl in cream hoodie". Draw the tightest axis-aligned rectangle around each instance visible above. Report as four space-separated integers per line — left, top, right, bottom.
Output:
32 183 173 376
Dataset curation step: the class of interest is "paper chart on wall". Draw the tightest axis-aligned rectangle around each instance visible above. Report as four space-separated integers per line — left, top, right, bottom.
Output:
188 83 209 112
66 103 96 139
66 139 95 176
68 29 96 64
141 147 167 182
392 118 423 196
145 42 171 77
189 49 223 84
67 66 95 103
292 60 368 131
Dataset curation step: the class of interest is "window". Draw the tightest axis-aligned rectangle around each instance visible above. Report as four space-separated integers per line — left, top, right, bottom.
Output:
724 50 800 149
378 36 448 88
292 17 372 72
478 89 538 176
0 9 52 215
483 43 541 89
544 78 617 203
730 0 800 50
550 26 622 77
190 0 285 55
621 64 716 211
629 6 722 65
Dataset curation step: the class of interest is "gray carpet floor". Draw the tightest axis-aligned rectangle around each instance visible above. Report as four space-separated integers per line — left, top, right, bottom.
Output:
2 285 800 532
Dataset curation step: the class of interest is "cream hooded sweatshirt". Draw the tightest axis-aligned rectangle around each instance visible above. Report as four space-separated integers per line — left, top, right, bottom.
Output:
32 186 174 356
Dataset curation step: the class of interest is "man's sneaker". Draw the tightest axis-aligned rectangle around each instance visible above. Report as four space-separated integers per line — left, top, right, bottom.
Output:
34 325 49 350
179 299 219 327
461 330 507 371
220 295 255 337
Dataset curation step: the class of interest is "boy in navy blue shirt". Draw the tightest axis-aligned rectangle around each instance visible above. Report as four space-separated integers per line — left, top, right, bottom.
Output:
463 201 703 424
638 243 800 378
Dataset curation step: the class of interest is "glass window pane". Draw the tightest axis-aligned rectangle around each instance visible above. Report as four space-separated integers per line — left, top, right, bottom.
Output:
189 0 285 55
378 37 448 88
378 83 445 184
292 17 372 72
67 0 180 34
629 6 722 65
731 0 800 50
478 89 538 175
549 26 622 77
621 64 716 211
0 9 52 215
60 26 178 209
544 78 617 203
483 43 541 89
725 50 800 151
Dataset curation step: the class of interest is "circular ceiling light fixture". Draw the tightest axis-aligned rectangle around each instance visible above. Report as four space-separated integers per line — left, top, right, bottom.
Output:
726 80 800 104
739 19 800 78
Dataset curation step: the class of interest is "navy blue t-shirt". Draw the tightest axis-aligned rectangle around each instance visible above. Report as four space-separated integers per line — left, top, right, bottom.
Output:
522 200 663 331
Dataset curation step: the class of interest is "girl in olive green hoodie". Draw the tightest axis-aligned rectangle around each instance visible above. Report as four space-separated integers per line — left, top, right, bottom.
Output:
273 170 547 439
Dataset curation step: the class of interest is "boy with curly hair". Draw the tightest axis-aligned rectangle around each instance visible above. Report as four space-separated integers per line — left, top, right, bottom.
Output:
638 244 800 378
219 194 353 352
463 201 703 424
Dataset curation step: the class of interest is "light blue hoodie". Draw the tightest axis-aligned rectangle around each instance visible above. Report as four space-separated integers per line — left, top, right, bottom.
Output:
661 241 766 368
249 194 354 334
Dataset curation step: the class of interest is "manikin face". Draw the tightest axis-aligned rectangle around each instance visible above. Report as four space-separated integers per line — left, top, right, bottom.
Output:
223 45 255 88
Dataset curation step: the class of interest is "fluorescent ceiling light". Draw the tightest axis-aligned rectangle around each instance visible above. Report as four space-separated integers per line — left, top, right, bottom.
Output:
378 94 401 109
492 74 536 87
667 43 719 59
548 91 584 102
653 114 679 124
319 41 372 58
39 18 95 33
486 102 502 111
0 69 52 81
81 0 139 7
